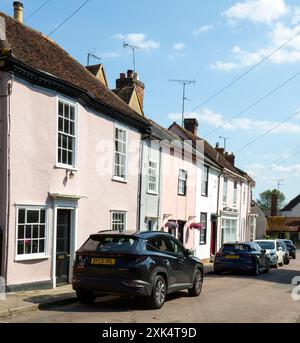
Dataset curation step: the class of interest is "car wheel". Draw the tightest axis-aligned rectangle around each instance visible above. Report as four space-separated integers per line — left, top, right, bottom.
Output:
188 270 203 297
251 260 259 276
263 260 270 273
147 275 167 309
76 291 96 304
284 255 290 265
293 254 296 260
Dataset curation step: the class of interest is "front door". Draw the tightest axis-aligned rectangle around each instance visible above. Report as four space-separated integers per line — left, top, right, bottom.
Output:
177 221 186 244
56 209 71 285
210 220 217 256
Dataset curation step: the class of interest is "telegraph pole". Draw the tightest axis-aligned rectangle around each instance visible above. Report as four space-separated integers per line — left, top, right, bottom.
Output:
272 178 284 192
169 79 195 127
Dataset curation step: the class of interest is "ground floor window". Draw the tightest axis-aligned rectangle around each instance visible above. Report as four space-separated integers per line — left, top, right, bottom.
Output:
111 211 127 232
146 218 158 231
199 213 207 245
222 218 237 243
16 207 47 259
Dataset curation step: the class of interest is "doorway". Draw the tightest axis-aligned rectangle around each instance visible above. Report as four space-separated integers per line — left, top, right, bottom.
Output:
177 220 186 244
56 209 71 285
210 218 217 256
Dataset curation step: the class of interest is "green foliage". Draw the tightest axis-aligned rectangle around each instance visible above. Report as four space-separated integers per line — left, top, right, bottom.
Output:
256 189 286 211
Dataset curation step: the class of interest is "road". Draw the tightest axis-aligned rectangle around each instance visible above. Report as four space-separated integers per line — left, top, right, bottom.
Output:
6 251 300 323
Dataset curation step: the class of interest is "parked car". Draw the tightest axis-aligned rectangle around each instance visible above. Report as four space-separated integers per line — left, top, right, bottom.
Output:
255 239 285 268
278 239 290 265
72 230 203 309
214 242 270 276
284 240 297 259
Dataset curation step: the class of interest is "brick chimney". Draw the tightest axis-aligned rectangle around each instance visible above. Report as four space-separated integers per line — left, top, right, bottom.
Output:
184 118 198 135
224 152 235 166
215 142 225 155
271 190 278 216
115 70 145 108
13 1 23 23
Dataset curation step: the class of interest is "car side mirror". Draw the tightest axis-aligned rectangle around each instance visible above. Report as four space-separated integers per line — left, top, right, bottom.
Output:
261 249 266 254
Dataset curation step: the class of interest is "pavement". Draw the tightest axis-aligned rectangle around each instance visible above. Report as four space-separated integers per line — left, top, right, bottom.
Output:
0 263 215 321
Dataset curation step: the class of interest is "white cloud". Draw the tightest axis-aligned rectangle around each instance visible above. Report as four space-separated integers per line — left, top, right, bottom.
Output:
113 32 159 51
167 108 300 134
212 21 300 71
223 0 289 24
193 24 214 36
246 162 300 179
173 43 186 50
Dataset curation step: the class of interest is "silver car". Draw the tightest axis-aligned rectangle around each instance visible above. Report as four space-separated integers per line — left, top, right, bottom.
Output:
255 239 285 268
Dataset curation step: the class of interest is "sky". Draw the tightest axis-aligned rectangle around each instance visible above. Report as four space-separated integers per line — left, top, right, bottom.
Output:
1 0 300 204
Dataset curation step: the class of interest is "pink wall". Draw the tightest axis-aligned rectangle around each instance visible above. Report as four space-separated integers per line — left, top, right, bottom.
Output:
160 143 197 250
6 79 141 286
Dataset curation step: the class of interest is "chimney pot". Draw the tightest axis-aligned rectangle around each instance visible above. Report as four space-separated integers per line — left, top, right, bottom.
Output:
127 70 134 78
120 73 126 79
13 1 23 23
184 118 199 135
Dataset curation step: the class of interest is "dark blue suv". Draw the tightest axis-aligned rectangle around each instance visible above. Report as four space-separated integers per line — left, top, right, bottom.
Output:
72 230 203 309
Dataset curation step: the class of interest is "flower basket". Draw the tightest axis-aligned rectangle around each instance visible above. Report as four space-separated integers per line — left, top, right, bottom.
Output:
189 223 204 230
164 221 179 230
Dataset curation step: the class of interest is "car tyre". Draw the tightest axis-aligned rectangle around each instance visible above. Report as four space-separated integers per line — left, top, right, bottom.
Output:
284 255 290 265
263 260 270 273
293 254 296 260
251 259 259 276
147 275 167 309
188 270 203 297
76 290 96 304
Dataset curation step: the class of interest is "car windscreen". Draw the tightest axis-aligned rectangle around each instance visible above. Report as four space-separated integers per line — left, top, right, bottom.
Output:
78 235 138 253
222 244 250 252
256 241 275 250
284 240 293 247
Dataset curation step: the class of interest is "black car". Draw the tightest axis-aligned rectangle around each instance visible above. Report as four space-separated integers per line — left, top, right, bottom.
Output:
284 240 296 259
214 242 271 276
72 230 203 309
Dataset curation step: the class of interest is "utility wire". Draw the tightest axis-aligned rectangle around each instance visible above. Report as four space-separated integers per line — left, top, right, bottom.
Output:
203 70 300 138
252 144 300 178
47 0 91 37
183 27 300 117
24 0 51 21
237 108 300 152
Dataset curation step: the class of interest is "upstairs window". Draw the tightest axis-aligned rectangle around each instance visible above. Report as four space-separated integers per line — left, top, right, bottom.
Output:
148 160 158 194
57 100 76 168
178 169 187 196
201 165 209 196
114 126 127 180
233 181 238 206
223 178 228 204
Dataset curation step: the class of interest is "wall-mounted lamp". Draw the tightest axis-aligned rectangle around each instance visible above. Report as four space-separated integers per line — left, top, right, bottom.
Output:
66 169 75 180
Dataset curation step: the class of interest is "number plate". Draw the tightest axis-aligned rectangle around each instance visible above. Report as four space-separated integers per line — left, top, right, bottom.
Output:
91 258 116 265
225 255 239 259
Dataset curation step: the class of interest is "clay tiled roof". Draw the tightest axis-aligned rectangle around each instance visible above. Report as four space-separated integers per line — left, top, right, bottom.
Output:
0 12 149 127
169 122 254 181
112 86 134 105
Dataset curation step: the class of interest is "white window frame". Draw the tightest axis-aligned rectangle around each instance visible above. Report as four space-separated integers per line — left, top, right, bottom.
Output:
178 169 187 196
113 124 128 182
15 205 49 261
201 165 209 196
56 97 78 170
233 181 238 206
147 160 158 194
223 178 228 204
111 211 127 232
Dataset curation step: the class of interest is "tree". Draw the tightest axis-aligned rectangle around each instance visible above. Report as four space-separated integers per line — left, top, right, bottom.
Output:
256 189 286 211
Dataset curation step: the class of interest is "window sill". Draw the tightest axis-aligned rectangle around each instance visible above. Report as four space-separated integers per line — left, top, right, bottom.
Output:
112 177 128 184
54 164 78 171
178 193 187 197
147 191 158 196
201 193 208 197
15 255 50 262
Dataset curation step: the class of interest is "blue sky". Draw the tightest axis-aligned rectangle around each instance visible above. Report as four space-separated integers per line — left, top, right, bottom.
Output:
1 0 300 204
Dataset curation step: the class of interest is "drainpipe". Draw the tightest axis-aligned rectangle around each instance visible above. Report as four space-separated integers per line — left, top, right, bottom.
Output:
136 135 145 231
216 169 223 250
2 73 13 284
156 145 162 231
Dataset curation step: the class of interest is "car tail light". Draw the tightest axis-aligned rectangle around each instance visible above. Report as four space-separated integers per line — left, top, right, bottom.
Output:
76 255 85 268
215 251 224 257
